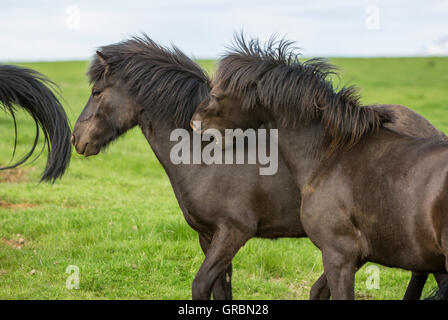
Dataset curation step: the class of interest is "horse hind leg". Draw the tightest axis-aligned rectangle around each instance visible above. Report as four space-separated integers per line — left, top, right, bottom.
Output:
434 272 448 287
403 272 429 300
426 274 448 300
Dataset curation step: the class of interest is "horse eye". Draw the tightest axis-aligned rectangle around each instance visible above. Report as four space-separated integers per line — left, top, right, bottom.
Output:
212 94 224 102
92 90 101 97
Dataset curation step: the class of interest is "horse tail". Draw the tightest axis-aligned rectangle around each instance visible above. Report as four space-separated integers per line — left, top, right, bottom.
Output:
0 64 71 182
425 277 448 300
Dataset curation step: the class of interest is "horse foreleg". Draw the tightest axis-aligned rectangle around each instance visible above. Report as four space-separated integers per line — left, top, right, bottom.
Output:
310 260 364 300
198 233 233 300
323 254 357 300
193 226 249 300
320 242 361 300
309 273 331 300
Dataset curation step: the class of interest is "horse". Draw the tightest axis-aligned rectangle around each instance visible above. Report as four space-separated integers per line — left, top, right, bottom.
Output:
0 64 71 182
191 34 448 299
72 35 445 300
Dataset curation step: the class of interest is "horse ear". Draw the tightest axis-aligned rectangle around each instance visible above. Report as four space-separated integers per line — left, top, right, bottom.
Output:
96 51 107 64
96 51 110 74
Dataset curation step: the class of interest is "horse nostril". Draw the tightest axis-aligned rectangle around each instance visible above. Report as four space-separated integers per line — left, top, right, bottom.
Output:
71 135 76 145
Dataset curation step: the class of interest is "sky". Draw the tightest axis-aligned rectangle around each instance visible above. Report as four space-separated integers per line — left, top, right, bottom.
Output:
0 0 448 61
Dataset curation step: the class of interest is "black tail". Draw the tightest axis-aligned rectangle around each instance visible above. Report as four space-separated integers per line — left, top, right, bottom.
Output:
425 277 448 300
0 64 71 182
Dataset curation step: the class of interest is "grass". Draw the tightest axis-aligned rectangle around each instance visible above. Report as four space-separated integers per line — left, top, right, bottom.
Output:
1 57 447 299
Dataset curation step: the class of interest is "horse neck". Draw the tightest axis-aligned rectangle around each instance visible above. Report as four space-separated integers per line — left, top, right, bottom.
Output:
273 120 329 189
137 115 195 186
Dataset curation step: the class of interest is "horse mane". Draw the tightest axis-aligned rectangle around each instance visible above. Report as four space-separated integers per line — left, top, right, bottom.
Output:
216 34 393 153
88 34 210 128
0 64 71 182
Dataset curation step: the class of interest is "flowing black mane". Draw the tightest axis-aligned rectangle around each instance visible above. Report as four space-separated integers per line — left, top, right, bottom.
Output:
216 34 393 152
88 34 210 128
0 64 71 182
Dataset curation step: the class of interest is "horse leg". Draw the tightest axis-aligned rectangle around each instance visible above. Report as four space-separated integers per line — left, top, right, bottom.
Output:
212 264 233 300
403 272 429 300
321 246 360 300
434 273 448 287
309 273 331 300
192 225 249 300
429 231 448 299
309 260 367 300
304 217 359 298
198 233 233 300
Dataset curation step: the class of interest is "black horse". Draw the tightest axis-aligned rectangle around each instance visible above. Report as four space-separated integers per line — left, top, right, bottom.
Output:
0 64 71 182
72 35 445 299
192 35 448 299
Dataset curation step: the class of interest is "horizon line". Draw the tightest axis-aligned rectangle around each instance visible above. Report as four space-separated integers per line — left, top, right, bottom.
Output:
2 54 448 64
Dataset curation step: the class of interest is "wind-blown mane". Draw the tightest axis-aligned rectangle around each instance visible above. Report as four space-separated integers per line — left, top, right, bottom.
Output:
88 34 210 128
0 64 71 182
216 34 393 152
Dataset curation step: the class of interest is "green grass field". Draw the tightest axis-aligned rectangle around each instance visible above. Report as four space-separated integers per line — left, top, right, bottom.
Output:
0 57 447 299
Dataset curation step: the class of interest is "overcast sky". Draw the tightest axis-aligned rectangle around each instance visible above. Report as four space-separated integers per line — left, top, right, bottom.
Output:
1 0 447 61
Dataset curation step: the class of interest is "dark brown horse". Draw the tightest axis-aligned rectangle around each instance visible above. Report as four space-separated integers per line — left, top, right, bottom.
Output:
0 64 71 182
72 35 445 299
192 35 448 299
72 35 303 299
